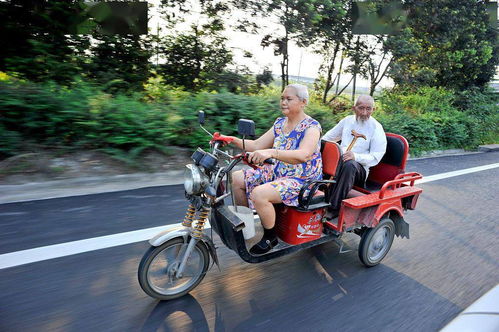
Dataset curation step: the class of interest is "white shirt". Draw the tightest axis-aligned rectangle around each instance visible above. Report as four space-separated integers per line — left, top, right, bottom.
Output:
322 115 387 177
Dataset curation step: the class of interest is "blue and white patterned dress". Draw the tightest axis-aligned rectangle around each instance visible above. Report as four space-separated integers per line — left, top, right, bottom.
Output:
244 116 323 208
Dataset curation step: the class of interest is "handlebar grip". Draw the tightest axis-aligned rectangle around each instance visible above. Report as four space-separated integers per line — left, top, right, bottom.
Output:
244 153 274 165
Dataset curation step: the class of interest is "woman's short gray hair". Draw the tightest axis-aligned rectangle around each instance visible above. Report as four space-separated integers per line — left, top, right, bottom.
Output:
286 84 309 104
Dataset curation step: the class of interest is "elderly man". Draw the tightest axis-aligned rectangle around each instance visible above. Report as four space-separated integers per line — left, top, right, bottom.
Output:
322 95 387 218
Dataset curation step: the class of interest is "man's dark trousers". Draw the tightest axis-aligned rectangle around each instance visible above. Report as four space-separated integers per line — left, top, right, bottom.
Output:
328 160 366 211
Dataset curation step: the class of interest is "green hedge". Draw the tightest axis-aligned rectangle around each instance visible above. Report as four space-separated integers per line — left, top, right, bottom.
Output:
376 86 498 155
0 77 497 159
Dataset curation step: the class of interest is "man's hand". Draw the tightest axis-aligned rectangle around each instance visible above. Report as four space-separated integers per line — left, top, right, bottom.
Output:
343 151 355 162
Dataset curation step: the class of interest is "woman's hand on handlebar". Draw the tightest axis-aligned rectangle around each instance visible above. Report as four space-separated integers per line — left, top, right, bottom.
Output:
247 149 274 165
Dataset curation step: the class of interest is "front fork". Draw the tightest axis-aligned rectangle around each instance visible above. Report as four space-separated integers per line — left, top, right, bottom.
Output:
176 205 210 278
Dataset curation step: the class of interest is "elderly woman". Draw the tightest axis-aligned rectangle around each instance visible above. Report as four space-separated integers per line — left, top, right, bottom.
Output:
226 84 322 255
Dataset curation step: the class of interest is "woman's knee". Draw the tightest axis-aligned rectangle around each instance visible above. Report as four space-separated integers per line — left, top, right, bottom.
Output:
232 170 245 189
250 184 280 206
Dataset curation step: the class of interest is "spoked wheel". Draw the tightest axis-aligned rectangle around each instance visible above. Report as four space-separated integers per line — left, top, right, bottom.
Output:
358 218 395 267
138 237 209 301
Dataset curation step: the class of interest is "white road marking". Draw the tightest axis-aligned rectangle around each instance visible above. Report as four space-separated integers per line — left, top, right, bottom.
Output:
1 162 498 269
415 163 499 184
0 212 28 216
0 225 173 269
61 206 93 213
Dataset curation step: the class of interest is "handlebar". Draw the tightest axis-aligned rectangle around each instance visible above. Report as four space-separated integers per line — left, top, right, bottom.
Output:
245 153 274 165
378 172 422 199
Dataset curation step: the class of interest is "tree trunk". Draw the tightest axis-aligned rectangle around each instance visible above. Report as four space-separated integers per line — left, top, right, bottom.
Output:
336 48 344 95
281 6 289 92
322 43 340 104
352 73 357 102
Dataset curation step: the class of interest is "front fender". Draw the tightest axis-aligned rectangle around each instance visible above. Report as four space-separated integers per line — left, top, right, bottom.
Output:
148 225 220 270
148 226 189 247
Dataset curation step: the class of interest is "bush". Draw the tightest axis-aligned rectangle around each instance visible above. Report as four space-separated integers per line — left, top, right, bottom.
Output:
1 77 496 161
453 87 499 145
376 86 496 155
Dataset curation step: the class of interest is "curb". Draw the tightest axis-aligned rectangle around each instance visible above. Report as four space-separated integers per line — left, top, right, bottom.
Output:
0 170 184 204
408 149 482 160
478 144 499 152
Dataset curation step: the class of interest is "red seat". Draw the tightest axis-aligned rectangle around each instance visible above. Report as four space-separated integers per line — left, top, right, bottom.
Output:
363 133 409 191
321 140 342 180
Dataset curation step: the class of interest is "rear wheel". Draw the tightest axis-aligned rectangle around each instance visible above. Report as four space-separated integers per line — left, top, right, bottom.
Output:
358 218 395 267
138 237 209 300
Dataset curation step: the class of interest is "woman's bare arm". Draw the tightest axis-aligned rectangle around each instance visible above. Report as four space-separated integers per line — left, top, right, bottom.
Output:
230 127 274 152
248 127 321 165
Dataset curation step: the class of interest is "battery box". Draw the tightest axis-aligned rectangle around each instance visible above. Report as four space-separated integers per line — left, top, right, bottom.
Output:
275 205 325 245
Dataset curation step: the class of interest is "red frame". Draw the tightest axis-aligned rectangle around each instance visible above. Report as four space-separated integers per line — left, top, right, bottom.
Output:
323 133 422 233
277 133 423 242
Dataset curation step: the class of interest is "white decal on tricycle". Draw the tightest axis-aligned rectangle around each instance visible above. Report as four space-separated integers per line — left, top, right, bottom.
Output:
297 213 322 238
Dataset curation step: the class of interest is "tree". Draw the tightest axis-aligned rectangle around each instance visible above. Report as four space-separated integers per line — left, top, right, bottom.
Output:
256 67 274 88
308 0 353 104
88 33 153 93
234 0 340 91
385 0 498 90
0 0 91 84
158 25 233 91
363 35 393 96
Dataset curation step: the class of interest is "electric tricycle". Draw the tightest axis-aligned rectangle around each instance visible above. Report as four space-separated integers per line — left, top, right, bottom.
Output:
138 112 423 300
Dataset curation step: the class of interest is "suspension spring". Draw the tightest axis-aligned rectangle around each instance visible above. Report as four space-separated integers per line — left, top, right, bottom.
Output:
182 204 196 228
192 208 210 239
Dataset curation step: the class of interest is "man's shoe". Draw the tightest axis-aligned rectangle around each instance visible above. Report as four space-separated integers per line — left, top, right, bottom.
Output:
249 237 278 255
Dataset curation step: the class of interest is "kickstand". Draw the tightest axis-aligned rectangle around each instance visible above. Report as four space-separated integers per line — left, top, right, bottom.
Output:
334 237 352 254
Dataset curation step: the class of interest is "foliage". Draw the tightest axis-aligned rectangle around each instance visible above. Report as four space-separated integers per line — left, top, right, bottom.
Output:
157 25 234 92
233 0 348 91
0 79 170 159
88 33 153 94
384 0 498 90
452 88 499 145
376 86 497 155
0 0 91 84
1 77 497 161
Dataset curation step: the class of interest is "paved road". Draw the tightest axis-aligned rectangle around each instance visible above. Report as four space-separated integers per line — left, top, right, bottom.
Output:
0 152 498 331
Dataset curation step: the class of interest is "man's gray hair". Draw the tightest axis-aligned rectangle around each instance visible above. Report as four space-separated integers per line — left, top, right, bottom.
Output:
355 94 375 106
287 84 309 104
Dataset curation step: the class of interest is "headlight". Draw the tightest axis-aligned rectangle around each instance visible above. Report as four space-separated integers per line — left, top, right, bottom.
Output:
184 164 209 195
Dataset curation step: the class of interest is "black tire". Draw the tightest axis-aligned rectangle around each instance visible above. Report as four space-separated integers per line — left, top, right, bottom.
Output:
358 218 395 267
138 237 210 301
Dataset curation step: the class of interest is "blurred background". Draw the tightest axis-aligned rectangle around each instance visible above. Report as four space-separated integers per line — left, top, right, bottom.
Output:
0 0 498 179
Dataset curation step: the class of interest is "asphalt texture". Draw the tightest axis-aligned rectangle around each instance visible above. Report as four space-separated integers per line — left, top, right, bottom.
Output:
0 151 498 331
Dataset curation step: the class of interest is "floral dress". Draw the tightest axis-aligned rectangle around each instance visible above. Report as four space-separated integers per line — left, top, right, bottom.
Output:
244 116 323 208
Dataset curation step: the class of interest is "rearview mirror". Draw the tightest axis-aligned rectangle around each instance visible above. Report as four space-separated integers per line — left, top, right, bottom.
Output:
198 111 205 125
238 119 255 137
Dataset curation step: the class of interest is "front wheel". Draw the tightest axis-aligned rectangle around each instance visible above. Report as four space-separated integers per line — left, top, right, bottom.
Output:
138 237 209 301
358 218 395 267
